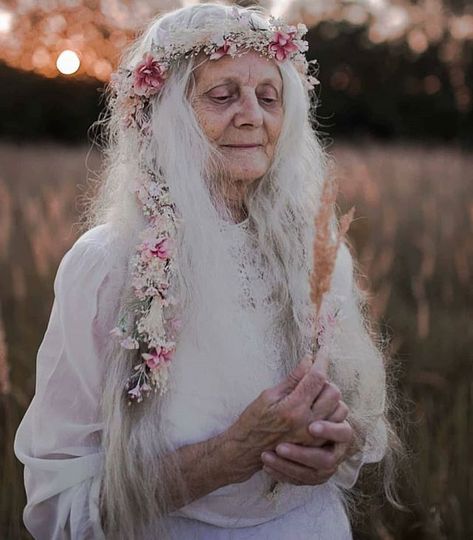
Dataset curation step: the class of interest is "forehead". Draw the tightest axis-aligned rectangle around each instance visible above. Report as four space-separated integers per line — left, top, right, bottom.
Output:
193 50 282 88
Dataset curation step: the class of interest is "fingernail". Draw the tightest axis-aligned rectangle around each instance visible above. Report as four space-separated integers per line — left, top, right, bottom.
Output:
261 452 272 462
310 422 323 435
276 444 289 456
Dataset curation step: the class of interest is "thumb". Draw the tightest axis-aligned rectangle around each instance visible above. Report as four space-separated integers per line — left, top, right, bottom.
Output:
272 354 313 398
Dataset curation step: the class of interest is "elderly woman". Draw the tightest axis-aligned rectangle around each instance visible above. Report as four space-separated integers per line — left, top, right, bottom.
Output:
14 3 397 539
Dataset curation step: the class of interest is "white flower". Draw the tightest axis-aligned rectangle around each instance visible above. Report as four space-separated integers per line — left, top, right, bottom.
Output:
210 32 226 47
120 336 140 349
110 326 126 337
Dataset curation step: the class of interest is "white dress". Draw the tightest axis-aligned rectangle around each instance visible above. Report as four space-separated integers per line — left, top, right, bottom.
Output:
14 222 386 540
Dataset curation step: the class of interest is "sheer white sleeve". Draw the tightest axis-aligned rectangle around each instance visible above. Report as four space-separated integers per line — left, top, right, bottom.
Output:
331 415 388 490
14 227 123 540
327 243 388 490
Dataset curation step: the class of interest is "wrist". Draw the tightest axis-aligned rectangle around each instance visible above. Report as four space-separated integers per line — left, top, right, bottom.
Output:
219 428 261 484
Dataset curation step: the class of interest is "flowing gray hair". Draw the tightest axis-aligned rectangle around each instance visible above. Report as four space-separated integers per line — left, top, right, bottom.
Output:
82 3 403 538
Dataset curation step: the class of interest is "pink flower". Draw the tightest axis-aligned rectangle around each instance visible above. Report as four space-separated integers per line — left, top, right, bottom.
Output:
127 381 143 401
140 237 173 260
142 346 174 369
210 40 232 60
133 53 167 97
150 237 172 259
269 30 300 61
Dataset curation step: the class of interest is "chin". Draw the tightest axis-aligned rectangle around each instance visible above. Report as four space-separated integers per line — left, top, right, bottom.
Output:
225 161 270 184
227 172 265 190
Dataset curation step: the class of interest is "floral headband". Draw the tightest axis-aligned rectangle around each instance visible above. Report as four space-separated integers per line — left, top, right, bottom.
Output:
109 8 320 405
110 8 320 138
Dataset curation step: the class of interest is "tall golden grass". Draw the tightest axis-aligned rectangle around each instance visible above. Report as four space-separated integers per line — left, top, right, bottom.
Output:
0 140 471 539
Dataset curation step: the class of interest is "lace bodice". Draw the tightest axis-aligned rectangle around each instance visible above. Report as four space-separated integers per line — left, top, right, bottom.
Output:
223 220 273 307
220 219 288 372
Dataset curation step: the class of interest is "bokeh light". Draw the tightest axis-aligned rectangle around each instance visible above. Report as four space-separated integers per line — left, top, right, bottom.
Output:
0 9 13 33
56 49 80 74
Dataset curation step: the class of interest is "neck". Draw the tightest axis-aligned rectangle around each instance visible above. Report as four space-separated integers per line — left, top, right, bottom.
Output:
213 179 249 223
225 199 248 223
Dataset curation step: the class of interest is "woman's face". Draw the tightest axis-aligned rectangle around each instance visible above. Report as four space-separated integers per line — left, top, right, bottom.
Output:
190 50 284 204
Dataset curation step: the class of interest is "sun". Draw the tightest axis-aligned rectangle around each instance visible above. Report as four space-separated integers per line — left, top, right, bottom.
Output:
0 9 12 33
56 50 81 75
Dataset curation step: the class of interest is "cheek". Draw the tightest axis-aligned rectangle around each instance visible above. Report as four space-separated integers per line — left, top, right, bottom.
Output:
195 106 228 142
267 114 283 148
269 127 280 146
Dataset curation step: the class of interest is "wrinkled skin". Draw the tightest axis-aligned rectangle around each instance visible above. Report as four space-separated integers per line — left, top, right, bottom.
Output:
225 355 357 486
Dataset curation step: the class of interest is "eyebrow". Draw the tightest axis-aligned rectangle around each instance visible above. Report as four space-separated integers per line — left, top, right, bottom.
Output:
204 77 282 95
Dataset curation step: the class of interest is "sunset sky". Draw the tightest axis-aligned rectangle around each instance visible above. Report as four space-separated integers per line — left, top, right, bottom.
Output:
1 0 471 111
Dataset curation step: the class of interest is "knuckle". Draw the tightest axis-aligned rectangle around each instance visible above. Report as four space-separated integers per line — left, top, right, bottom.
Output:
326 383 342 402
311 369 327 387
304 373 327 396
260 388 275 406
280 406 299 425
339 400 349 413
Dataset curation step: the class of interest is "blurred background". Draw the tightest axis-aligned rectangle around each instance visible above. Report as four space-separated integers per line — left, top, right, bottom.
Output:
0 0 472 538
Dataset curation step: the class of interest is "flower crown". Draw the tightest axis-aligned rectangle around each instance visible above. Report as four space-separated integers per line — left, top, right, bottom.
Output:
109 9 320 405
110 8 320 137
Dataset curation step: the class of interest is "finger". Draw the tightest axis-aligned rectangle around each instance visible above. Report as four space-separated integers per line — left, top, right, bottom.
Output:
327 400 349 423
272 443 339 470
310 382 342 420
315 469 336 484
308 420 354 445
265 465 335 486
304 434 328 448
261 451 323 485
289 364 327 408
272 354 312 398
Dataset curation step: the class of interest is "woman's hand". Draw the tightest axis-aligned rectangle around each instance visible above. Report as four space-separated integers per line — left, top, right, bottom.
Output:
223 354 347 483
260 381 359 486
260 419 355 486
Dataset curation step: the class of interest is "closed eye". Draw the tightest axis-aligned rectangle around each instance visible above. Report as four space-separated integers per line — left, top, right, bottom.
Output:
211 96 277 104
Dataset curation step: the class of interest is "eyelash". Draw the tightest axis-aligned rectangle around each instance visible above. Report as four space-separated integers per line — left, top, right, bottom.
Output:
212 96 277 104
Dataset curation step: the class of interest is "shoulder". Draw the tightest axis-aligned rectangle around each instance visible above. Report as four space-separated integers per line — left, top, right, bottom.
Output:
71 223 115 254
55 223 125 297
52 224 129 341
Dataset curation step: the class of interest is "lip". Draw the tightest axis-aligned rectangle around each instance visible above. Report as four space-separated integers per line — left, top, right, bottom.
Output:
222 144 263 148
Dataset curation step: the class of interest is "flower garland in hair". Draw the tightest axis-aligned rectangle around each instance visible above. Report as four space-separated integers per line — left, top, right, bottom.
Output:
109 7 320 137
108 8 321 405
110 168 182 404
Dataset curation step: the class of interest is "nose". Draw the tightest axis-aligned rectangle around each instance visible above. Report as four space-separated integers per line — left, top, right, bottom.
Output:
233 90 264 129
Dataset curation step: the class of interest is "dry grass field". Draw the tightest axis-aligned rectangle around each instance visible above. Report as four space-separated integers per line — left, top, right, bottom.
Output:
0 140 471 539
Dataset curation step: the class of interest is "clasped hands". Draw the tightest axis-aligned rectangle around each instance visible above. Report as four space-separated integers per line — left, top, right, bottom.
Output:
227 354 357 487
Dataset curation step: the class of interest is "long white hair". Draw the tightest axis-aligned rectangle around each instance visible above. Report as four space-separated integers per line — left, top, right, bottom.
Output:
83 3 403 538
